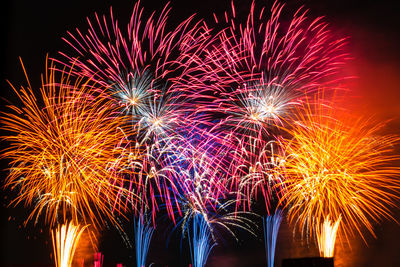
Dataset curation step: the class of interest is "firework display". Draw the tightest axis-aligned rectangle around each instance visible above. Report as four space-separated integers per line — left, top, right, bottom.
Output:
2 0 400 266
184 1 350 216
55 0 215 222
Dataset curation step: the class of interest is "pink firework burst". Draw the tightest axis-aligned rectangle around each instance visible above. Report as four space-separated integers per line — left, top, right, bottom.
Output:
56 1 214 220
189 1 350 213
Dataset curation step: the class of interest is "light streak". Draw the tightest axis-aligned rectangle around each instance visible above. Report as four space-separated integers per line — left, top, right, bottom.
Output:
278 95 400 243
188 214 215 267
51 222 87 267
263 210 283 267
316 215 341 258
134 215 154 267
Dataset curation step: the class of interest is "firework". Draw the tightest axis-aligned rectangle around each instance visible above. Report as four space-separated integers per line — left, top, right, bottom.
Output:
278 96 400 244
57 0 210 134
134 215 154 267
188 214 216 267
192 1 349 138
263 210 283 267
1 59 131 228
233 138 286 212
316 215 341 258
56 1 213 219
181 1 351 217
165 133 257 267
52 222 87 267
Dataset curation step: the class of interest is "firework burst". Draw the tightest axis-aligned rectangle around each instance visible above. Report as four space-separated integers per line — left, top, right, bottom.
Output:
1 59 132 228
56 1 213 219
278 95 400 244
191 1 350 138
165 132 257 267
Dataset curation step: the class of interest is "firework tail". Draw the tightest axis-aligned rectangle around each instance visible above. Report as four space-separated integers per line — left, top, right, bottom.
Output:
134 215 154 267
52 222 87 267
188 214 215 267
316 215 341 258
263 210 283 267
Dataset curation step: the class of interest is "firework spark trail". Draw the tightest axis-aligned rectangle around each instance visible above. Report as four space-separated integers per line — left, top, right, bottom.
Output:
134 215 154 267
316 215 341 258
277 95 400 243
164 132 258 265
58 1 210 91
179 1 351 216
263 210 283 267
52 222 87 267
1 59 132 228
190 0 350 135
233 138 286 212
56 0 211 136
164 130 232 223
188 214 216 267
56 1 214 219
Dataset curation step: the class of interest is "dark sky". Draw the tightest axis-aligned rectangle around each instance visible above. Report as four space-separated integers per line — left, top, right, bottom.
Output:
1 0 400 266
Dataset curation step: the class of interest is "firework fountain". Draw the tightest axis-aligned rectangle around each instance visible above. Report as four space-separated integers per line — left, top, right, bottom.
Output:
263 210 283 267
3 1 400 266
1 59 132 266
134 214 154 267
278 94 400 257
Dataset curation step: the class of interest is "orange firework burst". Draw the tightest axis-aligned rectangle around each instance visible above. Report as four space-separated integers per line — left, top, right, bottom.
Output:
1 58 132 228
278 95 400 244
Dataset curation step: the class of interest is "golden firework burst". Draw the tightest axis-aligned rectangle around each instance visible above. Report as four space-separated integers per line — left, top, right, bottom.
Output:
1 58 133 228
278 96 400 244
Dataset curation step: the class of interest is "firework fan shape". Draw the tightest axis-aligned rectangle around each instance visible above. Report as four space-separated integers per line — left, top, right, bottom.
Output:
277 94 400 242
1 59 132 228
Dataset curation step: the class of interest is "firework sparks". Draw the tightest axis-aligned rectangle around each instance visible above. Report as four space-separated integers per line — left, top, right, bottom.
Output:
134 215 154 267
234 138 286 212
1 59 132 228
56 1 214 220
52 222 87 267
316 215 341 258
263 210 283 267
278 96 400 244
191 1 349 140
166 133 257 266
57 0 210 134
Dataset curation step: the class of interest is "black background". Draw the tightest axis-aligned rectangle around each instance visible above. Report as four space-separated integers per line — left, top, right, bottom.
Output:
1 0 400 266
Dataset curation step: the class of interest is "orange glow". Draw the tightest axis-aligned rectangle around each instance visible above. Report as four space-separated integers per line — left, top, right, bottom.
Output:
316 215 341 257
278 95 400 243
52 222 87 267
1 59 133 228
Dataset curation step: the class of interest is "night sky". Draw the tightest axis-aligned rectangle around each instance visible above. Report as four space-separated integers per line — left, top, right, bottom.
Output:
1 0 400 266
